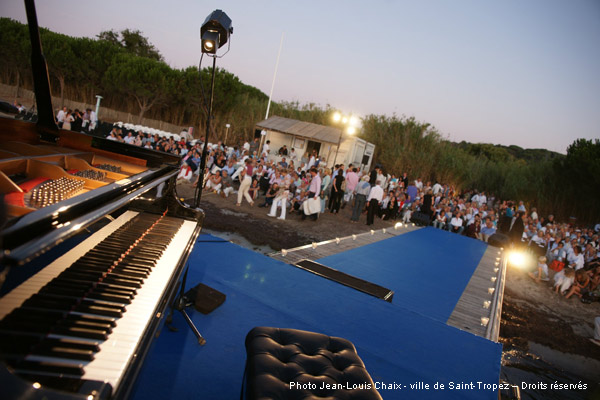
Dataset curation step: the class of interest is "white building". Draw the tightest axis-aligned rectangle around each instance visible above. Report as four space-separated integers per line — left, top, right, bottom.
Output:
255 116 375 172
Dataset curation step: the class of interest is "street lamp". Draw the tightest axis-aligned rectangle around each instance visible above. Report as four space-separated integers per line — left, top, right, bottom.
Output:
332 112 358 165
195 9 233 208
224 123 231 145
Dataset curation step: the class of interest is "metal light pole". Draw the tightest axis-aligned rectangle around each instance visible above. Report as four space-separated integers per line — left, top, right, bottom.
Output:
224 123 230 145
332 112 357 166
94 95 103 119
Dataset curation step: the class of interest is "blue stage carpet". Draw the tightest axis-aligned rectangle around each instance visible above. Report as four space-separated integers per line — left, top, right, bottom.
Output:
316 227 488 322
131 233 501 400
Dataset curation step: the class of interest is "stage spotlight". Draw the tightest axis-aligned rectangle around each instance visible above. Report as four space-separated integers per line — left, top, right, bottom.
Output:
507 251 527 269
195 9 233 207
201 9 233 54
202 31 219 54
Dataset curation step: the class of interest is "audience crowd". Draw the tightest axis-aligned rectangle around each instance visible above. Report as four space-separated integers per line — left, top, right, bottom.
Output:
104 127 600 306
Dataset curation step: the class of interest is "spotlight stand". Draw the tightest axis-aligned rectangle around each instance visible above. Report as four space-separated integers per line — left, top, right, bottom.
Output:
195 55 217 208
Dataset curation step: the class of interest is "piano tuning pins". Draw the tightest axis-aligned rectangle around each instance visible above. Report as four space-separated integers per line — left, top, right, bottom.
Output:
71 169 106 181
29 177 84 208
96 163 121 173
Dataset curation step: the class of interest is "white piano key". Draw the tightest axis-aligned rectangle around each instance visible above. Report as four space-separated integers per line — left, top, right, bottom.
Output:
82 219 197 389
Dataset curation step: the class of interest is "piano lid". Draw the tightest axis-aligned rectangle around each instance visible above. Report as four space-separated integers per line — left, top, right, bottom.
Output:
0 0 186 266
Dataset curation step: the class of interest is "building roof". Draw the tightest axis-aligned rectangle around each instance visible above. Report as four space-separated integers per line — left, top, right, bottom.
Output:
256 116 344 144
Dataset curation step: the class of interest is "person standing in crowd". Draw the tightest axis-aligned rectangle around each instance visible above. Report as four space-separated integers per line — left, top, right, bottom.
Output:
301 167 321 221
366 180 383 226
236 158 255 206
330 165 345 214
343 167 360 209
56 106 67 127
510 211 525 246
351 175 371 223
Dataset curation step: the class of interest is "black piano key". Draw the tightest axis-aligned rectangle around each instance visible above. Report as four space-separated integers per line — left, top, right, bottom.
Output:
74 303 123 318
101 276 142 288
0 334 94 362
86 291 132 305
52 325 108 341
5 307 117 328
32 345 95 361
15 360 84 376
1 311 112 338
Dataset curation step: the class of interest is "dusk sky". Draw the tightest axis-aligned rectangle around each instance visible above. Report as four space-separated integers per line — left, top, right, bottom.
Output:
2 0 599 153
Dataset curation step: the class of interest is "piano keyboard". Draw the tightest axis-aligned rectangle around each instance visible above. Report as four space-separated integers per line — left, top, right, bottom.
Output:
0 210 198 395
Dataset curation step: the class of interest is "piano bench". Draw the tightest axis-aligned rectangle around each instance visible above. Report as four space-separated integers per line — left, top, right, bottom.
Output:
244 326 382 400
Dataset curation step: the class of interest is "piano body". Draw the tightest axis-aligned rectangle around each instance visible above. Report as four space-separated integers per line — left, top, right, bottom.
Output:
0 1 204 399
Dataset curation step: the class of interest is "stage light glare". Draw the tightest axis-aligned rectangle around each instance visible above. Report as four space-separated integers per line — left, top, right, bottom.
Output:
349 115 359 126
201 30 219 54
333 112 341 122
342 116 348 124
394 222 402 229
507 251 527 268
281 249 288 256
347 126 356 135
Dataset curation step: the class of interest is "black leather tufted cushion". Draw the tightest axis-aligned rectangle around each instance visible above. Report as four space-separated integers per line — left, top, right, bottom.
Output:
245 327 382 400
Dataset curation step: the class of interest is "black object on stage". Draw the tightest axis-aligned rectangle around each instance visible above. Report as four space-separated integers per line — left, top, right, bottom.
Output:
295 259 393 302
184 283 226 314
410 211 431 226
488 233 511 248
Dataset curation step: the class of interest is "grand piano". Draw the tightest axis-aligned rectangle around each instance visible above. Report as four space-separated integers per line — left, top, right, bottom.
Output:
0 1 204 399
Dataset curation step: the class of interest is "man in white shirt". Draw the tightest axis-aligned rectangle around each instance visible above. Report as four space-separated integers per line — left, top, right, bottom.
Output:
301 167 321 221
366 180 383 226
56 106 67 126
262 140 270 157
450 212 464 234
289 148 298 162
414 178 423 190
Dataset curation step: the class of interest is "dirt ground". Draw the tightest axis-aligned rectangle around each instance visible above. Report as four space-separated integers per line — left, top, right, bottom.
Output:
175 180 398 251
176 180 600 369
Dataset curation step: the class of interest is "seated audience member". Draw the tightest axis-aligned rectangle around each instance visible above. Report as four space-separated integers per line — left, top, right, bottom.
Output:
480 217 497 242
219 170 234 198
267 184 289 220
569 245 585 271
432 208 447 229
248 178 260 201
402 204 414 224
464 216 481 239
259 183 279 208
450 211 464 234
382 195 399 220
204 169 223 193
554 268 576 295
565 269 590 299
528 256 549 283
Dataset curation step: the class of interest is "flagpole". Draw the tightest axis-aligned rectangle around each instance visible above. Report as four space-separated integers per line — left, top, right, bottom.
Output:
259 32 284 159
265 32 284 120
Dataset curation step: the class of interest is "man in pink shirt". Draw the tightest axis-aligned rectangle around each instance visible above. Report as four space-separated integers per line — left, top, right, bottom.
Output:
342 167 360 209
